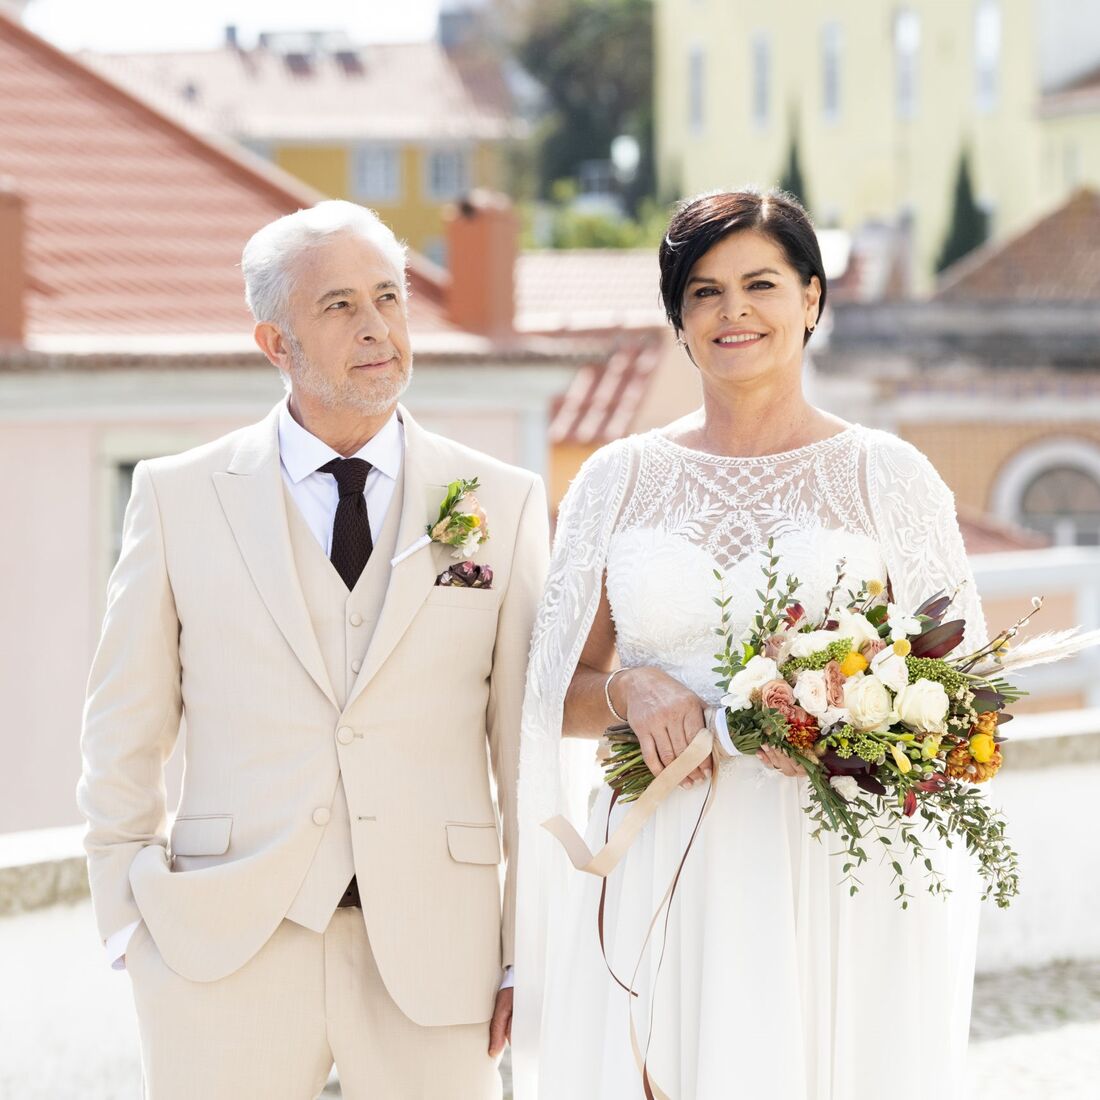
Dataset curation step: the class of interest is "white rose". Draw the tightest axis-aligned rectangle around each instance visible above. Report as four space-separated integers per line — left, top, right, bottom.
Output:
793 669 829 718
894 679 949 733
870 647 909 694
788 630 838 659
829 775 861 801
843 674 896 731
722 655 779 712
834 609 881 650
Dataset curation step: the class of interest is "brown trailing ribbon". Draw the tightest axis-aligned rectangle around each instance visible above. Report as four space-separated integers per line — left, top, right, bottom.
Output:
542 724 720 1100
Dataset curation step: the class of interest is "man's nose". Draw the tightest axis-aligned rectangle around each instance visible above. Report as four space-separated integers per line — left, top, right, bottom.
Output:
357 304 389 342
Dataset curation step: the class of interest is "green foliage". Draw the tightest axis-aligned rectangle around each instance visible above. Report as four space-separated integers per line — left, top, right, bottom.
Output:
936 147 989 273
777 114 810 212
516 0 655 211
783 639 854 677
530 197 669 250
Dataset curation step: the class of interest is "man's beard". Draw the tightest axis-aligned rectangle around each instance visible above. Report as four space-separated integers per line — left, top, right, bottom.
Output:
283 331 412 416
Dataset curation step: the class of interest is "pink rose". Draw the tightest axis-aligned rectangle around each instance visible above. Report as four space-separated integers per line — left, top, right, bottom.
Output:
763 634 787 661
760 679 796 712
823 660 846 708
861 639 888 660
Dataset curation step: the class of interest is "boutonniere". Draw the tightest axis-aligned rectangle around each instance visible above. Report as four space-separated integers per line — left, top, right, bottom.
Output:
391 478 490 567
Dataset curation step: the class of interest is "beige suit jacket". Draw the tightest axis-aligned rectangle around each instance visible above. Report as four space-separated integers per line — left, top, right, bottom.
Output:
77 403 549 1026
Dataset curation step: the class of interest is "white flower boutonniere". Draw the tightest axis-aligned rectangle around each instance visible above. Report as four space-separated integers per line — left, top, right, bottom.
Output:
391 478 490 567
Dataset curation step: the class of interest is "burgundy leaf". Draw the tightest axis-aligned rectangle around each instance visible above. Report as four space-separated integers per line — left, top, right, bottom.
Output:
903 790 917 817
909 620 966 658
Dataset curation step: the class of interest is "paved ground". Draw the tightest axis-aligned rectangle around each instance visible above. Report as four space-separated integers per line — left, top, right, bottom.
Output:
2 900 1097 1099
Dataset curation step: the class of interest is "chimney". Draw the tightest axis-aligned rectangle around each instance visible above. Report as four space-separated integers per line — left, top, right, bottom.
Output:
445 190 517 338
0 180 26 346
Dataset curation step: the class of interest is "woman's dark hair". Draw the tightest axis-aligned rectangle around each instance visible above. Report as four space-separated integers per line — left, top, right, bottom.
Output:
658 188 827 345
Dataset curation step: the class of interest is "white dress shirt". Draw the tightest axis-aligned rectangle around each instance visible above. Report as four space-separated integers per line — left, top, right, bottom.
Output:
106 402 513 989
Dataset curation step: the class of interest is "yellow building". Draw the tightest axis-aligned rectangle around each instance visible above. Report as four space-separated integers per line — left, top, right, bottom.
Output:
85 31 523 264
654 0 1100 293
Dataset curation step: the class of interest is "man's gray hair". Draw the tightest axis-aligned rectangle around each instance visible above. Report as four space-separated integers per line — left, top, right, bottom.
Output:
241 200 408 329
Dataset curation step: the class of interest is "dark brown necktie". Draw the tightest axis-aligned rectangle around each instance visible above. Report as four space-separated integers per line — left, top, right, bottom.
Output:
318 457 373 589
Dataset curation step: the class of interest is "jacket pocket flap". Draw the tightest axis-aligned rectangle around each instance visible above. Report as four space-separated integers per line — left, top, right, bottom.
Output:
170 815 232 857
445 822 501 865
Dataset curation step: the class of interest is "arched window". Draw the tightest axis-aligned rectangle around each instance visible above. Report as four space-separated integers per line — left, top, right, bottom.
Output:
993 439 1100 547
1019 466 1100 546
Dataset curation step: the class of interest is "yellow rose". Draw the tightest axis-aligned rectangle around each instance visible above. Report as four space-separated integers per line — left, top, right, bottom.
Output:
970 733 996 763
840 651 869 677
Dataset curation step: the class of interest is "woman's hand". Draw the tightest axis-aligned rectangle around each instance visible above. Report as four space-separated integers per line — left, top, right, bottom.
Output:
756 745 807 777
611 667 712 789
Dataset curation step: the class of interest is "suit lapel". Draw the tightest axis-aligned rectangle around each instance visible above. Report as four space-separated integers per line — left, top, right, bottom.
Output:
212 407 338 710
345 407 450 710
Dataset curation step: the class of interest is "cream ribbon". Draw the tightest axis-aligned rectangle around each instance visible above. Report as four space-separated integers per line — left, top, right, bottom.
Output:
543 720 725 1100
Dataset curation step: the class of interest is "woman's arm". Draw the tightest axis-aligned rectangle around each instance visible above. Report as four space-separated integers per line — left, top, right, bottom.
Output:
562 572 713 786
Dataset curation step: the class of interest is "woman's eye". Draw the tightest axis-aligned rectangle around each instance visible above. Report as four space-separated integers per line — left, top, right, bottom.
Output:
693 286 718 298
748 281 775 291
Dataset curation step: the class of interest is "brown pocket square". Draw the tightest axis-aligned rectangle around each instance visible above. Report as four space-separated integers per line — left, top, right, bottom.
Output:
435 562 493 589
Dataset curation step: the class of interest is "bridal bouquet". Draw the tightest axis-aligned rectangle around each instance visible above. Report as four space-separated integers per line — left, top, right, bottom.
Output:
601 540 1098 909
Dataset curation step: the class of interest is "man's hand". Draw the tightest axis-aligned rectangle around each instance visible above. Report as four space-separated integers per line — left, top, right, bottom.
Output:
488 987 513 1057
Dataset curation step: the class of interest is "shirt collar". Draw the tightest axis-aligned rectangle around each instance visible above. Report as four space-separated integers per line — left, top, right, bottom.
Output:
277 399 404 485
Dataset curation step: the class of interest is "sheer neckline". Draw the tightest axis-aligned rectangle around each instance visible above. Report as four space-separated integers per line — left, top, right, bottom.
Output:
648 423 861 465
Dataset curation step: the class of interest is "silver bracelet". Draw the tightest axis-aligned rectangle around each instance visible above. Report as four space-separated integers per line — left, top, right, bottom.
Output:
604 668 630 723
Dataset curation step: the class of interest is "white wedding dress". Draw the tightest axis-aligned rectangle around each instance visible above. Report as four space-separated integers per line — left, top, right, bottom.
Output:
513 426 987 1100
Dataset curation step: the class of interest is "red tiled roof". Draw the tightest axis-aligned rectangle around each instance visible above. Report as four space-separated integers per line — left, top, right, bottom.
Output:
1042 63 1100 116
0 11 458 345
515 250 664 333
550 335 662 445
935 188 1100 303
957 509 1051 555
82 40 519 144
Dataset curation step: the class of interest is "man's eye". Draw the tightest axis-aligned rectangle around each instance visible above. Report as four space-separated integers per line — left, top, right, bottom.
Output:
327 301 349 311
379 293 398 303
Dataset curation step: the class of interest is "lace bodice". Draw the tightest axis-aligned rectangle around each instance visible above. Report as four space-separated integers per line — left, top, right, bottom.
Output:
606 429 887 704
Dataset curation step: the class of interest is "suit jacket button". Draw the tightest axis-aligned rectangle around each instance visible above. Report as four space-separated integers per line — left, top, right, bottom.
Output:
312 807 331 826
337 726 354 745
349 612 363 627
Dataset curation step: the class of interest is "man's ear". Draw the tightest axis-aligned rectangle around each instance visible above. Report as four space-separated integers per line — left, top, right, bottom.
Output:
254 321 290 370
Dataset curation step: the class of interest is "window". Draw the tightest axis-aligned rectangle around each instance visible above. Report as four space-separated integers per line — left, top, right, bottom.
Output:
112 461 138 566
822 23 842 123
425 147 470 201
894 9 920 120
974 0 1001 113
688 46 706 134
993 439 1100 547
1020 466 1100 546
751 33 771 129
353 145 401 203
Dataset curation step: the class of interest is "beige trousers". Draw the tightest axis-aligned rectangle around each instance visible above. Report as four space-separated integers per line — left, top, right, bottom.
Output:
127 909 503 1100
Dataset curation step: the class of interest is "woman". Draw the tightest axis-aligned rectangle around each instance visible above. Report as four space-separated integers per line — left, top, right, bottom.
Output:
512 189 985 1100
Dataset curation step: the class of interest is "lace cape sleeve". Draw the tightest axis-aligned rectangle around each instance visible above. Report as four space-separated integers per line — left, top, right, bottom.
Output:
864 430 989 652
512 436 638 1097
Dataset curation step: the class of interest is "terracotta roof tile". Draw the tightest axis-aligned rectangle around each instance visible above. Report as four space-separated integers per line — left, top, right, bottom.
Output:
550 335 662 445
82 41 518 144
0 12 458 345
935 188 1100 303
957 508 1051 555
515 250 664 333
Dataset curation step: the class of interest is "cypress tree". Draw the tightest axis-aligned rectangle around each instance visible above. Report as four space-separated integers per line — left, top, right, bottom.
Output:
936 148 989 272
778 116 810 211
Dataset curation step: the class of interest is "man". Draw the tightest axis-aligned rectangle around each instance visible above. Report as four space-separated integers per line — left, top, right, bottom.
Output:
77 200 548 1098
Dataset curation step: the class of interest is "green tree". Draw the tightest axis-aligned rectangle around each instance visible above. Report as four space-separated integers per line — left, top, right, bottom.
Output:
778 115 810 211
936 148 989 273
517 0 655 213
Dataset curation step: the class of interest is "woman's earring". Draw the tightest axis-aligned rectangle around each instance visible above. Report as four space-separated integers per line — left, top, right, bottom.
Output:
807 321 817 333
